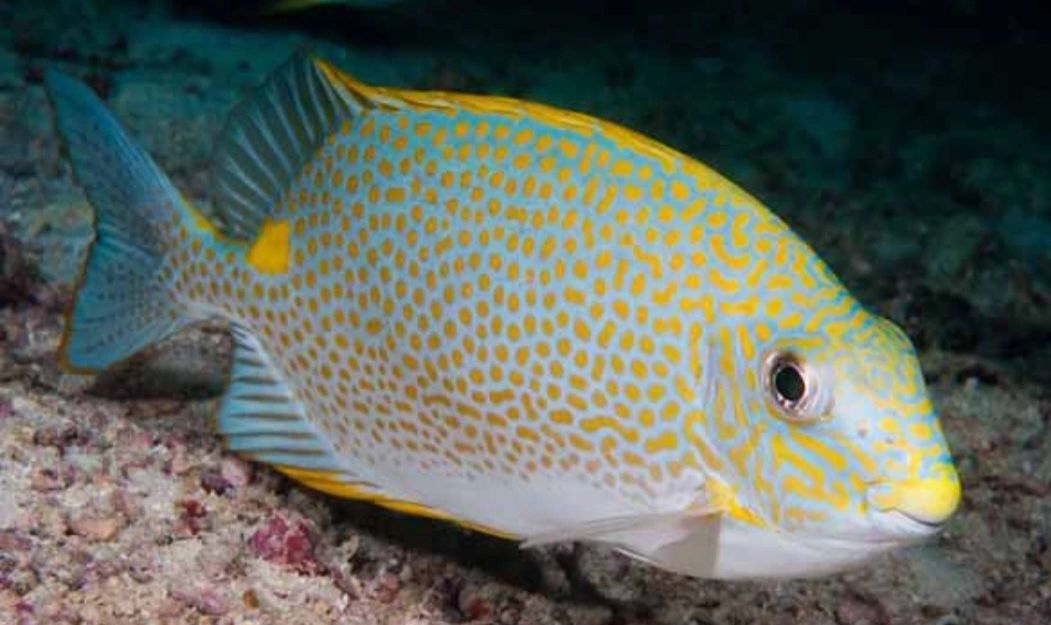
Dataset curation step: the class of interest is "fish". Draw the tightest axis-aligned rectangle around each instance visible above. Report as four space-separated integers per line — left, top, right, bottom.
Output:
43 52 961 580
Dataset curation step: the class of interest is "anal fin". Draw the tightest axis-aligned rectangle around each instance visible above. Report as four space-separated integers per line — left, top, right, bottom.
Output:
218 325 515 539
275 464 513 538
219 325 362 483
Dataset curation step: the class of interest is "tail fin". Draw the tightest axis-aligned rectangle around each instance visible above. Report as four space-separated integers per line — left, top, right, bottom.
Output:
45 70 197 373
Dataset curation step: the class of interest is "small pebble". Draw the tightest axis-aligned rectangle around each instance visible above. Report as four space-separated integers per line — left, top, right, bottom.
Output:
220 457 252 488
68 513 123 542
0 529 31 552
458 583 497 621
199 469 230 495
835 594 889 625
29 467 71 492
169 587 228 616
109 489 142 522
128 564 154 584
177 498 208 535
242 589 260 609
165 440 191 475
32 424 88 451
330 567 362 600
179 498 207 519
373 572 401 604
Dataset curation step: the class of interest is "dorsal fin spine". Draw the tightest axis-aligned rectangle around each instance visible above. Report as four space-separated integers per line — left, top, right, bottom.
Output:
312 58 377 115
249 108 294 176
208 52 352 241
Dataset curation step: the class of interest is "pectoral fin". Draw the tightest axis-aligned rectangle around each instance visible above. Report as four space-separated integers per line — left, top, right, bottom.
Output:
520 497 725 551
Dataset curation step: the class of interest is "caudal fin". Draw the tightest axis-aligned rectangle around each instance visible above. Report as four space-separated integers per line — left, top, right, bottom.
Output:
45 70 197 373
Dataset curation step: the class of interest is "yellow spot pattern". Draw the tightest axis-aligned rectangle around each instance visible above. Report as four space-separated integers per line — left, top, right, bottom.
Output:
160 61 949 534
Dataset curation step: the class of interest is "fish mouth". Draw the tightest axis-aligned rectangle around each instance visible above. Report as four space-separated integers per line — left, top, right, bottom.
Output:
872 509 946 541
866 474 961 528
890 509 946 532
864 472 960 542
895 511 946 530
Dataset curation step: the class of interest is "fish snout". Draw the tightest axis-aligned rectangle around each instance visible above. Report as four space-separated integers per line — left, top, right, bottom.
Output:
867 465 961 529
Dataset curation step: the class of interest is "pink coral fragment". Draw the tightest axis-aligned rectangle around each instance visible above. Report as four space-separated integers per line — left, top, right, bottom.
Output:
247 513 319 573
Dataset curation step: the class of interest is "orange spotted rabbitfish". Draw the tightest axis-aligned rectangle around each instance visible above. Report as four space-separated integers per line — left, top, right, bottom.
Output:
44 53 960 579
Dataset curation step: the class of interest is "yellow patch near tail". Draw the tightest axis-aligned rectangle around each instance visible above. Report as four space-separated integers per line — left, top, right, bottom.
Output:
275 465 516 539
246 218 290 274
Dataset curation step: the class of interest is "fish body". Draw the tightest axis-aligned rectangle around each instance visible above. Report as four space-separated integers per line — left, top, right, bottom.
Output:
45 54 960 579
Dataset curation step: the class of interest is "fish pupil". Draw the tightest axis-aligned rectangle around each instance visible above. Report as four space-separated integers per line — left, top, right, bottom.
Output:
774 363 806 404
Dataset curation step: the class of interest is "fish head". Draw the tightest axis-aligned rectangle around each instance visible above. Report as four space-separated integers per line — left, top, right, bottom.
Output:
696 305 960 578
802 313 960 536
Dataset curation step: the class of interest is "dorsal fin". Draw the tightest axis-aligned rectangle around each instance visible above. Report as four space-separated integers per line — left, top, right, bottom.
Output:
209 52 363 240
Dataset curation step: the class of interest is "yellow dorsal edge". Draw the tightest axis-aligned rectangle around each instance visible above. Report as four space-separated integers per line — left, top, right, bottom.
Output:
312 56 770 215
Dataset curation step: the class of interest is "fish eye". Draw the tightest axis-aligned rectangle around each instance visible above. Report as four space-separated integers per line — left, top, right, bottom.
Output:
763 351 825 422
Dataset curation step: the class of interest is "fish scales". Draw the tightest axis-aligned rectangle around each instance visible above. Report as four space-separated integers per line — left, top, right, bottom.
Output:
198 95 825 514
45 53 961 579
